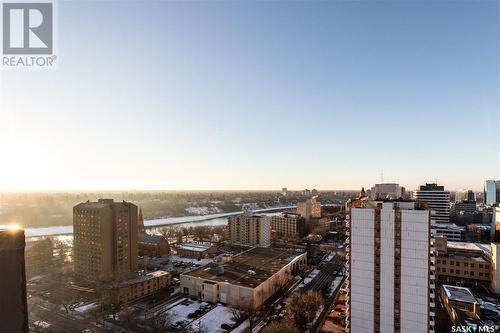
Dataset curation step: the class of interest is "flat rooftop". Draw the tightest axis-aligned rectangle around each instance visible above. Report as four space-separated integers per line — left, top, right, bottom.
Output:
120 270 169 287
448 241 491 257
432 223 465 231
442 285 478 304
183 247 304 288
177 243 213 252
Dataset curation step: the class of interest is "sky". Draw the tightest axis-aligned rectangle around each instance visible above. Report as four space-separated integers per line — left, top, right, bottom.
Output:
0 1 499 191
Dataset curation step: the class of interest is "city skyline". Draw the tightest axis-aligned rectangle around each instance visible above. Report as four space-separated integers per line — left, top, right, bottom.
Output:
1 1 499 191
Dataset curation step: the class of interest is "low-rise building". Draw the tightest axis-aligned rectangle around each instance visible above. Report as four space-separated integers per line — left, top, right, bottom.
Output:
175 243 217 259
138 233 169 257
434 237 491 285
432 223 465 241
270 213 305 239
180 247 306 308
110 270 171 305
440 285 480 323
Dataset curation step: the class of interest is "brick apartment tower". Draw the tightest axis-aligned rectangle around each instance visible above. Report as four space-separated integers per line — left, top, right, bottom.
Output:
347 201 435 333
0 228 28 333
73 199 138 282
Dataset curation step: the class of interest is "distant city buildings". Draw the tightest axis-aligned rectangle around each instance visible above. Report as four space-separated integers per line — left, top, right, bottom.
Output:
485 180 500 206
228 212 271 247
414 183 450 223
296 196 322 222
270 212 306 239
455 189 476 202
73 199 139 282
347 201 434 333
0 227 28 333
369 183 403 200
281 187 288 196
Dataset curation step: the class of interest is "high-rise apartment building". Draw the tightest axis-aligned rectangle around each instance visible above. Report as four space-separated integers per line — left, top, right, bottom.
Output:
414 183 450 223
370 183 402 200
485 180 500 206
73 199 138 282
228 212 270 247
270 213 306 239
296 196 321 221
0 227 28 333
347 201 435 333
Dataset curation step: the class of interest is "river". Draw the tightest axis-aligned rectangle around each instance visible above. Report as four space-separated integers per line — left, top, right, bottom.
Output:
24 206 295 238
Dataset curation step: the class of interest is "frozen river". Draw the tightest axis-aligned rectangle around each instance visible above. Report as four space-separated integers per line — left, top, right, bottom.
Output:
24 206 294 238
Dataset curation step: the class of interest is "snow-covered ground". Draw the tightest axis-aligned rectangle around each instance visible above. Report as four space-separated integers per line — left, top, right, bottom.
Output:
299 269 321 288
169 299 207 324
189 304 235 333
327 276 345 297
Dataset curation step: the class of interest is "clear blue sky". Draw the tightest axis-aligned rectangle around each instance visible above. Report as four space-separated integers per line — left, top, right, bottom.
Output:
0 1 499 191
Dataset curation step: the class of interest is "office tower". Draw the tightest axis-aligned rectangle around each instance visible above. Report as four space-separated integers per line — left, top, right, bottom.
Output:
370 183 402 200
270 213 306 239
281 187 288 196
296 196 322 221
228 212 271 247
485 180 500 206
347 201 435 333
0 227 28 333
414 183 450 223
73 199 138 282
455 189 476 203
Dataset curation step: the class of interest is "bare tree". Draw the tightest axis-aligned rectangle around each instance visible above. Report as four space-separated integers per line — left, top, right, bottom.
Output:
261 321 299 333
149 310 173 333
229 297 259 333
288 290 323 327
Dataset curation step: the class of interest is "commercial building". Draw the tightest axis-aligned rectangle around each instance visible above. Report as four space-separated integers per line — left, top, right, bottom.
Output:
434 237 491 285
369 183 402 200
347 200 435 333
491 243 500 293
228 212 271 247
175 243 217 259
180 247 306 308
431 223 465 241
296 196 322 221
110 270 171 305
73 199 138 282
414 183 450 223
440 285 480 323
270 212 306 239
0 227 28 333
484 180 500 206
453 201 477 214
